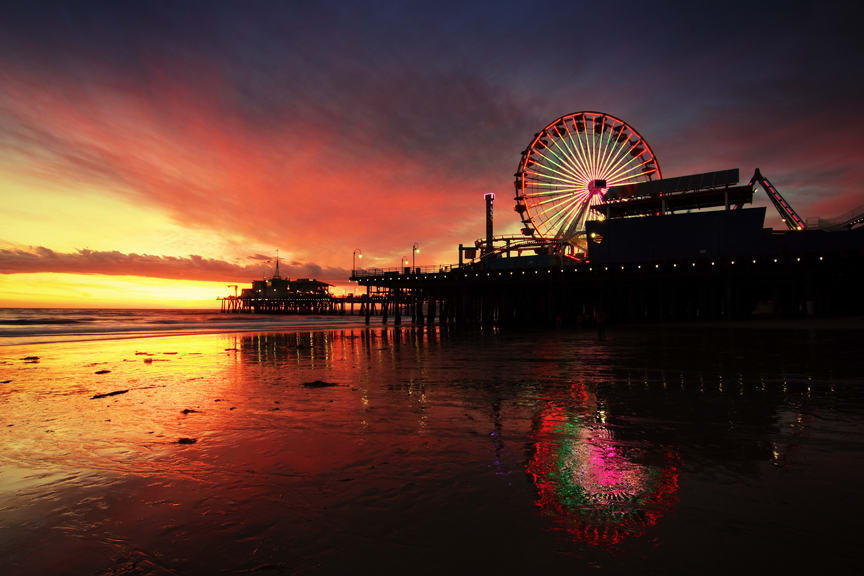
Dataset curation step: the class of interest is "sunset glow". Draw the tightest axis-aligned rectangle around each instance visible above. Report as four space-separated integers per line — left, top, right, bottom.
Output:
2 2 862 307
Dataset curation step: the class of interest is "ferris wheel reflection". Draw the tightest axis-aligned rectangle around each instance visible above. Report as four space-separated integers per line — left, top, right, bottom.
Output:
527 382 680 546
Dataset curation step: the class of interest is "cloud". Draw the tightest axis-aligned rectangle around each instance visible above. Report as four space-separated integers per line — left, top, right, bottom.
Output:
0 246 349 284
1 0 863 273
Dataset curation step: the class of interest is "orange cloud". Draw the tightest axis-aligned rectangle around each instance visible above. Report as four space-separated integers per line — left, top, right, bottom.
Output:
0 246 348 284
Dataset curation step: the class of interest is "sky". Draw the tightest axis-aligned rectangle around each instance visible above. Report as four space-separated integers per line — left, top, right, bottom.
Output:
1 0 862 307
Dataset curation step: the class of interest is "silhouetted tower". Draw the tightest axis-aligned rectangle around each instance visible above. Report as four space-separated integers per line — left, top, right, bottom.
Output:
484 193 495 258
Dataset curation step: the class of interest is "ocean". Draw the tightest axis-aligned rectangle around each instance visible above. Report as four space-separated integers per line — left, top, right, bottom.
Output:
1 311 863 574
0 308 368 346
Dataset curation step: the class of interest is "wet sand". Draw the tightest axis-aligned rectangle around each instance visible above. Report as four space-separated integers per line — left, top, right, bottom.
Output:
1 325 863 574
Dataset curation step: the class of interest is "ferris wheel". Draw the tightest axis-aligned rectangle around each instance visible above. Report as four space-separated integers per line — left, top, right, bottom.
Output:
514 111 661 242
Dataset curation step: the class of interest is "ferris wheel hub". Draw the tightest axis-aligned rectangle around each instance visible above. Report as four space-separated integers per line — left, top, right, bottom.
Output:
588 179 607 196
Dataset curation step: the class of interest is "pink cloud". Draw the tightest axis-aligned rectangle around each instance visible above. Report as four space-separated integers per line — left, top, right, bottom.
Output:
0 246 348 284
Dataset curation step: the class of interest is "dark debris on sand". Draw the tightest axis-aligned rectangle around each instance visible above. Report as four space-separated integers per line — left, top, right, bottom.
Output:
21 356 39 361
302 380 339 388
1 380 11 384
94 369 111 375
181 408 200 414
91 390 129 399
177 437 197 444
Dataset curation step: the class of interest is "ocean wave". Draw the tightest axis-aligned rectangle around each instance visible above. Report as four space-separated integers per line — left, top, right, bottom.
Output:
0 311 369 346
0 318 87 325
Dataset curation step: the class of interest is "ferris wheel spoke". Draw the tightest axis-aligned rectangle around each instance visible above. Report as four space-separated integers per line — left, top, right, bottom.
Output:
533 192 581 209
563 119 593 179
603 149 641 184
594 123 611 179
591 114 605 179
607 162 654 185
557 199 593 240
533 190 585 225
537 141 587 183
606 156 653 184
524 191 582 207
530 146 586 183
607 168 659 185
594 115 609 179
588 115 599 179
554 122 588 180
524 168 583 187
538 191 589 231
604 138 644 179
524 184 585 196
525 162 585 186
576 119 597 179
597 122 626 177
549 197 588 238
524 178 585 197
602 137 632 181
525 172 587 184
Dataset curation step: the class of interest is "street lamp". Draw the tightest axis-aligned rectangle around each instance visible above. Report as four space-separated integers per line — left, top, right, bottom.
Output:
402 256 409 273
353 248 363 274
412 242 420 271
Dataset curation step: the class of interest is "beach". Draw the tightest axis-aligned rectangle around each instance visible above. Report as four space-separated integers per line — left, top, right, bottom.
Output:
1 317 864 574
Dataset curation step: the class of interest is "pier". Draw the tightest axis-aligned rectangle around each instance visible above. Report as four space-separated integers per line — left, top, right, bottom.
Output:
350 247 864 328
350 163 864 328
221 111 864 328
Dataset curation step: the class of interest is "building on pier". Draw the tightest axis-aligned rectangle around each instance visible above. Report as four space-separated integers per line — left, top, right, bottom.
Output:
219 256 332 313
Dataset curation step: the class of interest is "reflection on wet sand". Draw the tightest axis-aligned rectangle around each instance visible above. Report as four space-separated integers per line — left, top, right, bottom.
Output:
1 325 863 573
528 383 680 546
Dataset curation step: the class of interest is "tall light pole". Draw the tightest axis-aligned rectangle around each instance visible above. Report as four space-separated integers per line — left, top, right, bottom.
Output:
412 242 420 271
353 248 363 274
402 256 409 273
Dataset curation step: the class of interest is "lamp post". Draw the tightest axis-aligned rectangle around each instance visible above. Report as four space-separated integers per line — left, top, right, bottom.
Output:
403 257 409 274
412 242 420 271
353 248 363 274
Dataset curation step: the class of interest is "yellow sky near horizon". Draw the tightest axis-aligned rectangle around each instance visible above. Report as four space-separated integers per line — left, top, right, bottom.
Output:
0 273 233 309
0 273 357 309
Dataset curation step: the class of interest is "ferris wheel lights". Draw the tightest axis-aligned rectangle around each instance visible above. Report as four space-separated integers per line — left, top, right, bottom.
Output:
655 264 659 268
752 259 756 264
773 258 778 263
819 256 823 261
796 257 801 262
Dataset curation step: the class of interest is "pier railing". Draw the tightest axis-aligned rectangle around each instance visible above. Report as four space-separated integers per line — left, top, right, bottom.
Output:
353 265 458 277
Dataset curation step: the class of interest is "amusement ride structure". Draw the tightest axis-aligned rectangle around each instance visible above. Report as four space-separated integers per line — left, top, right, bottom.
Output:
464 110 862 263
514 111 661 254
